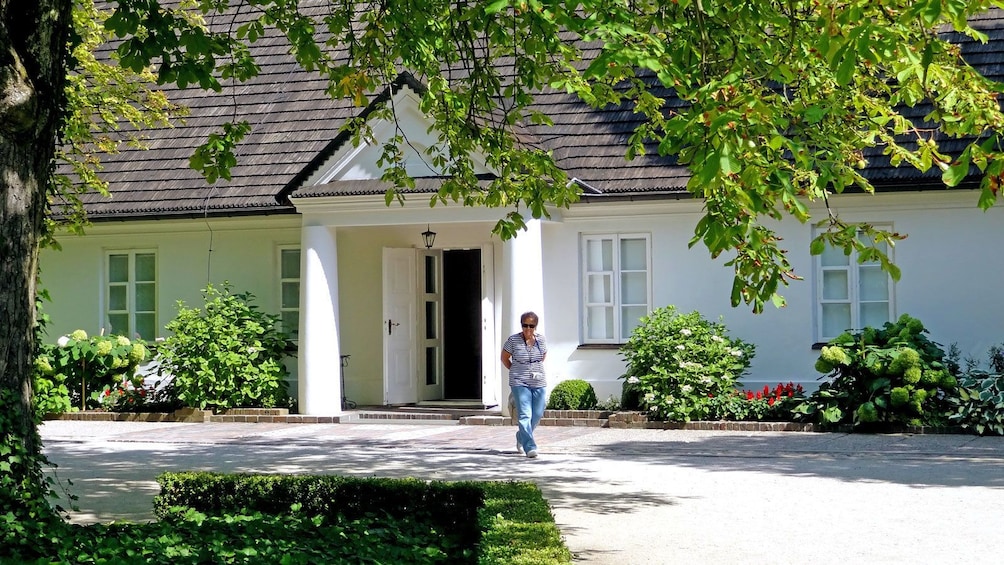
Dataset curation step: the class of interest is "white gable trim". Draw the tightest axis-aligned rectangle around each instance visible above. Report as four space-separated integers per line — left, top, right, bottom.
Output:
301 84 491 188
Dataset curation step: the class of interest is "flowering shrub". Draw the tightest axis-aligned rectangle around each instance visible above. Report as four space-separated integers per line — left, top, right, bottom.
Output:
707 382 806 421
99 385 148 411
792 314 955 428
34 330 151 411
160 283 292 410
619 306 755 421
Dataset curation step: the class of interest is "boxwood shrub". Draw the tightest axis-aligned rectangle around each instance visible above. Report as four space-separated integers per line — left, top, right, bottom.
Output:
547 379 598 410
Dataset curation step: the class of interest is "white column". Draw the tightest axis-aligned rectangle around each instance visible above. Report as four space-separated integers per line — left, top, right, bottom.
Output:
501 218 546 416
298 225 342 415
505 217 546 333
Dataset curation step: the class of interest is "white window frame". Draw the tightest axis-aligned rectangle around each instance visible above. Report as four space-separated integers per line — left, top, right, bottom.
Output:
103 250 158 339
581 233 652 344
278 246 301 340
814 226 896 342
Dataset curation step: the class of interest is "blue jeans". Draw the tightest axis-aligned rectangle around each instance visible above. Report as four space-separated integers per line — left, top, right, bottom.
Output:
511 385 546 453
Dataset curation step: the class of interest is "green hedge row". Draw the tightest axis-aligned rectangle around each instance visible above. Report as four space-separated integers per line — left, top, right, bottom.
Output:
155 472 572 565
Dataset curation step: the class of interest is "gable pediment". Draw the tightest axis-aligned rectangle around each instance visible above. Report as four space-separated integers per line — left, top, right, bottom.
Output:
301 84 490 188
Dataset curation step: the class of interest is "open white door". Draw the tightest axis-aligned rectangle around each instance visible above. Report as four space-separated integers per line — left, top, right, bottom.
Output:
481 243 499 407
418 249 445 401
383 248 418 405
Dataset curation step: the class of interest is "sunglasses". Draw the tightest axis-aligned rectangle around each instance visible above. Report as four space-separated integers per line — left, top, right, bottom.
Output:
522 323 536 329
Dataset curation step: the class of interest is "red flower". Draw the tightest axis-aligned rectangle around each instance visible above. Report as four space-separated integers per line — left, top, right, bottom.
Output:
755 391 762 400
768 397 776 406
746 391 754 400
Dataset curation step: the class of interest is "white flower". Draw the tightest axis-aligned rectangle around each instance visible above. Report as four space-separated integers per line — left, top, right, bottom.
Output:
711 335 724 343
57 336 70 348
681 385 693 394
627 376 640 384
731 349 744 357
680 328 692 336
676 344 686 351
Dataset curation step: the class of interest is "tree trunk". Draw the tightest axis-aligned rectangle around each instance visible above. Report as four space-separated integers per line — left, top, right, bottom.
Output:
0 0 71 519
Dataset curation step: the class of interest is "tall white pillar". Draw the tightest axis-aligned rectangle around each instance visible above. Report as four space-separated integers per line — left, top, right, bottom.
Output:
501 218 546 415
298 225 342 415
504 217 546 333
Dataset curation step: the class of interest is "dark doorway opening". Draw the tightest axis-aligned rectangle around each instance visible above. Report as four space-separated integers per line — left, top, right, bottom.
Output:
443 249 481 399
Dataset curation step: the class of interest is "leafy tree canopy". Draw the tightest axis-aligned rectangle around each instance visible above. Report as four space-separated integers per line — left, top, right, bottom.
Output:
86 0 1004 315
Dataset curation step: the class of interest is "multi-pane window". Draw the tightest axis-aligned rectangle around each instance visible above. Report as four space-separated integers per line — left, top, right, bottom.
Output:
106 251 157 339
279 247 301 338
582 234 651 343
816 230 894 342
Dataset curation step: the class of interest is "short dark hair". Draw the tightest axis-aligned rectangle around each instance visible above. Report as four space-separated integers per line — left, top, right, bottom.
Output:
520 311 539 325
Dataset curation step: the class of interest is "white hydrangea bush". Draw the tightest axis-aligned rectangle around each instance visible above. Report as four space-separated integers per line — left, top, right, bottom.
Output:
619 306 755 421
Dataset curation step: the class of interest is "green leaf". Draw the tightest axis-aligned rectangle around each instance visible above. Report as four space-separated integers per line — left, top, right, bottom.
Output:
821 405 843 423
804 106 826 124
942 153 971 187
836 49 857 86
484 0 511 14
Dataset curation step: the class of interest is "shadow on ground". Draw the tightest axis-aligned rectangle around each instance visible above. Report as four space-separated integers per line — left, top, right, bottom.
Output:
42 428 1004 525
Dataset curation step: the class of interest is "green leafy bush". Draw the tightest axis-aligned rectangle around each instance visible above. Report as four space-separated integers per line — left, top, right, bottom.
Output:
620 377 643 410
32 367 72 419
547 379 598 410
34 330 151 412
160 283 292 410
948 344 1004 435
793 314 955 429
619 305 755 421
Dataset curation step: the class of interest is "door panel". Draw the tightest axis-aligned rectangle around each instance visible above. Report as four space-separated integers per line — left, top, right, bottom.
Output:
419 250 444 401
383 248 417 404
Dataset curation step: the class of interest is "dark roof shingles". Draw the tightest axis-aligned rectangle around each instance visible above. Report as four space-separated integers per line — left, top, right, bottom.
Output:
72 4 1004 217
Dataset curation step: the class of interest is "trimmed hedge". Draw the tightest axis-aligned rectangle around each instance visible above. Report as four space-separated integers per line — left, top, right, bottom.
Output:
547 379 598 410
155 472 572 565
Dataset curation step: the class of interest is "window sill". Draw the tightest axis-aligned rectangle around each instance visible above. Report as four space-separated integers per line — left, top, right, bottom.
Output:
576 343 623 350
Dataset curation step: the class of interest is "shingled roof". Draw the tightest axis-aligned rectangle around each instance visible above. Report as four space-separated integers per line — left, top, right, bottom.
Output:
65 4 1004 220
858 19 1004 189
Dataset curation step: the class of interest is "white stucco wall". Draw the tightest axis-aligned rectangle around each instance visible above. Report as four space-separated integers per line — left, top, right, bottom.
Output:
38 216 303 394
39 189 1002 411
541 189 1004 401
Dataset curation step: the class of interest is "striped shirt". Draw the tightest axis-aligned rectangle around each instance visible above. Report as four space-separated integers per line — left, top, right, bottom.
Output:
503 332 547 388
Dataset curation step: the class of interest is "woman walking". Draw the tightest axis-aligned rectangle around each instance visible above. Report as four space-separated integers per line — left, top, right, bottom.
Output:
501 311 547 458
